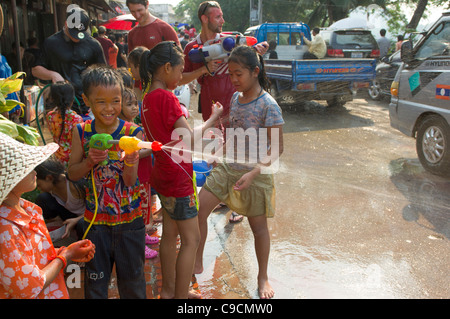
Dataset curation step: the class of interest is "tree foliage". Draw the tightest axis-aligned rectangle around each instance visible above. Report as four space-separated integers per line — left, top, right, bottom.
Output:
174 0 450 34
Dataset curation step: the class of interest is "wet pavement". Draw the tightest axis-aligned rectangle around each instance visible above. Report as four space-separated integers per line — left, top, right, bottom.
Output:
187 93 449 299
56 92 449 299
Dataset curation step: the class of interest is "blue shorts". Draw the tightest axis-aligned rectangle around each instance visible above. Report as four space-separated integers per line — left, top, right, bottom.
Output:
158 193 198 220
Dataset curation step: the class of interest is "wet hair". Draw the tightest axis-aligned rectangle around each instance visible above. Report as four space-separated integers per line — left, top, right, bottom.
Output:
35 159 85 198
139 41 184 93
116 67 134 88
128 46 147 67
123 87 137 104
81 65 124 98
228 45 270 91
48 82 75 143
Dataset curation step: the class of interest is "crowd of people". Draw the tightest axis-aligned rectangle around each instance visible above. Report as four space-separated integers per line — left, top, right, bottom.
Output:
0 0 283 300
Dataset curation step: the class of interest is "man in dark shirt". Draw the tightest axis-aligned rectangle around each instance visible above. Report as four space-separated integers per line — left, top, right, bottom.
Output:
32 6 106 115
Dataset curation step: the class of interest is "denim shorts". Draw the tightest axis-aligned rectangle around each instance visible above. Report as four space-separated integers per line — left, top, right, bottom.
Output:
158 193 198 220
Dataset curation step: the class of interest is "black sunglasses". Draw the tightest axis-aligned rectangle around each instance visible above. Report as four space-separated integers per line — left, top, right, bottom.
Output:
200 1 219 17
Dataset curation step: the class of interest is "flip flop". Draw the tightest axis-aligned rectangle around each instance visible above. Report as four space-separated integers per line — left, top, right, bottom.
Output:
145 234 159 245
145 246 158 259
229 211 243 223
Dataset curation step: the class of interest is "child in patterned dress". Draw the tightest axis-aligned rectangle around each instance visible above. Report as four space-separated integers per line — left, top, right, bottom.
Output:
45 82 83 166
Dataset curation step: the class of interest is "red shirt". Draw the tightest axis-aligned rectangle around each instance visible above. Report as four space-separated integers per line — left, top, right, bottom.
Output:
128 18 180 52
141 89 194 198
184 34 236 125
96 36 115 65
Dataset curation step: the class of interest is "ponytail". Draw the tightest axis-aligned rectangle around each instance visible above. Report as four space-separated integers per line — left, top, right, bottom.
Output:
139 41 184 93
49 82 75 143
257 53 270 92
228 45 270 91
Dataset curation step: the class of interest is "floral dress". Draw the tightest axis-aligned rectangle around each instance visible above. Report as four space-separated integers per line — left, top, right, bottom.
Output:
0 199 69 299
46 108 83 166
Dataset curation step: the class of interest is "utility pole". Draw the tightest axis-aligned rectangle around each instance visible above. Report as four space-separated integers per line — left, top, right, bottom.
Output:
249 0 263 26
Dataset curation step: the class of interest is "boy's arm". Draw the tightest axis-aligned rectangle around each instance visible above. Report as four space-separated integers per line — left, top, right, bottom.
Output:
67 126 108 181
121 130 143 187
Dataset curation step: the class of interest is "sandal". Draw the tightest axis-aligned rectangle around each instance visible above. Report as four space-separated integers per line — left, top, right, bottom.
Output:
229 211 243 223
145 246 158 259
145 234 159 245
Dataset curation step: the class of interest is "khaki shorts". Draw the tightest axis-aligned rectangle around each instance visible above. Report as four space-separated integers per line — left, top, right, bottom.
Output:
203 163 276 218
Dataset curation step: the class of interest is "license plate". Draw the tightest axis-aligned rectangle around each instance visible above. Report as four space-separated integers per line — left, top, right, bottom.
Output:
351 52 363 58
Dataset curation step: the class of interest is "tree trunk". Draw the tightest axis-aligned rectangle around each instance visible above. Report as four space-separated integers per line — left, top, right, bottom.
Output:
406 0 428 31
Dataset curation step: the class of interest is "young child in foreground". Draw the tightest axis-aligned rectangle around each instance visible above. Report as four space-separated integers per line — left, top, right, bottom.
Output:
195 45 285 299
68 65 146 299
0 133 95 299
139 41 222 299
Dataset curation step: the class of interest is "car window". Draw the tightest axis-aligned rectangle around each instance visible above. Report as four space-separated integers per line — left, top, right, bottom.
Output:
334 31 376 47
415 21 450 59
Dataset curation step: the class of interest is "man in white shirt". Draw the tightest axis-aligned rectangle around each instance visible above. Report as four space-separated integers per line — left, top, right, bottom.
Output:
377 29 391 58
301 27 326 59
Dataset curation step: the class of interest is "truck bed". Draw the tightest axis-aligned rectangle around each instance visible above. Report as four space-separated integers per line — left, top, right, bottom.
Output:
265 59 376 84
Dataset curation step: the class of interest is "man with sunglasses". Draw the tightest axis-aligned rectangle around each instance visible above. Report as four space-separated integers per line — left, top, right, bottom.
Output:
126 0 180 52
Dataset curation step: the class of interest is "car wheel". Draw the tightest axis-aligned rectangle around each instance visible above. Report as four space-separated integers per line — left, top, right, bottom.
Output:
326 95 346 107
368 79 382 100
416 115 450 177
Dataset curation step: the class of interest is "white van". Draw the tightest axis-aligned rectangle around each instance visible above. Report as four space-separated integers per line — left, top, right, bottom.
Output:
389 11 450 176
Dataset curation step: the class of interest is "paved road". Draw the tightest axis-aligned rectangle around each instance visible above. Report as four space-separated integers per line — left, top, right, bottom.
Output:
192 93 450 299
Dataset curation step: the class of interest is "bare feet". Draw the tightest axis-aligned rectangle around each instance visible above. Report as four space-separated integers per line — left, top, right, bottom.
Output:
188 289 202 299
258 277 274 299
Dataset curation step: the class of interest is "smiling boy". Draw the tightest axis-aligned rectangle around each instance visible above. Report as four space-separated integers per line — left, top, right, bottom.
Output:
68 65 146 299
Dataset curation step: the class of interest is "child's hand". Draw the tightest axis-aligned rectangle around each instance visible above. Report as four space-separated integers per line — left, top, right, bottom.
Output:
233 170 258 191
64 239 96 263
211 102 223 118
121 150 140 167
87 147 108 167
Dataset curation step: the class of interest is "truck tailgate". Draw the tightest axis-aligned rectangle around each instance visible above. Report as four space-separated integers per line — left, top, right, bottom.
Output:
265 59 376 83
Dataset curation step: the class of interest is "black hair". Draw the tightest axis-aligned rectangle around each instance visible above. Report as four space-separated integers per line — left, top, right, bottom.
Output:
128 46 147 67
35 159 86 198
48 82 75 143
126 0 148 6
123 87 137 103
116 67 134 88
228 45 270 91
139 41 184 93
81 64 124 98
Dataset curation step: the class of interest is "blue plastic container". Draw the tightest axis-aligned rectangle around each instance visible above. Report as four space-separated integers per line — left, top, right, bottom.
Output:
193 160 212 187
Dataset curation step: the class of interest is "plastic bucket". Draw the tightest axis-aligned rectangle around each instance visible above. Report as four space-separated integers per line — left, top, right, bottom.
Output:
193 160 212 187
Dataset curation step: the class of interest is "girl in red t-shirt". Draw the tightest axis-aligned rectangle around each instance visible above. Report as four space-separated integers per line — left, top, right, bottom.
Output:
139 41 222 299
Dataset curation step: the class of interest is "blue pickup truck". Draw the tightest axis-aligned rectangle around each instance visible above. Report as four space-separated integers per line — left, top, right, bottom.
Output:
245 23 377 107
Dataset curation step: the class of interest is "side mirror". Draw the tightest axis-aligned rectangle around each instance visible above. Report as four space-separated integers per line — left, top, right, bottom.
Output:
401 40 413 63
